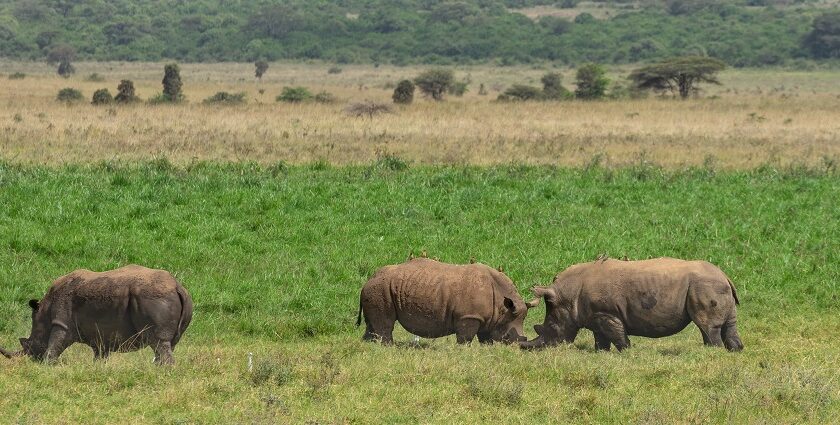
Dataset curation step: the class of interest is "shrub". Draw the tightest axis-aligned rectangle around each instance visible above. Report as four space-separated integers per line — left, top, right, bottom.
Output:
414 68 454 101
91 88 113 105
541 72 572 100
203 91 246 105
255 60 269 80
345 101 392 118
114 80 140 103
499 85 542 101
574 63 609 100
85 73 105 82
314 91 336 104
8 72 25 80
327 66 342 74
276 86 312 103
161 63 184 102
56 88 84 103
392 80 415 104
448 80 469 97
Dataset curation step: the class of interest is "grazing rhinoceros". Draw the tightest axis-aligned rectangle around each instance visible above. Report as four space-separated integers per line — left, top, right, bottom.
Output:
357 258 539 344
0 265 193 365
520 257 743 352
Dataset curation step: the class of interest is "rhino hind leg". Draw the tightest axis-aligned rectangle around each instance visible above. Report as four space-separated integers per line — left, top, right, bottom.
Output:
593 331 612 351
721 318 743 351
592 313 630 351
153 341 175 366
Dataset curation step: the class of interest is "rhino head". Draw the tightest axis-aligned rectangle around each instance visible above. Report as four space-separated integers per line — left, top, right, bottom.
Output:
520 286 579 350
489 296 540 343
1 299 51 361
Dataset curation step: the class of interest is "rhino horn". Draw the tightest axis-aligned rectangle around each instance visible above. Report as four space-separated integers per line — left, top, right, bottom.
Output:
525 298 540 309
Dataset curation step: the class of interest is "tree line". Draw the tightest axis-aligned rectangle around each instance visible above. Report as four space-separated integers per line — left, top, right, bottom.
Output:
0 1 838 66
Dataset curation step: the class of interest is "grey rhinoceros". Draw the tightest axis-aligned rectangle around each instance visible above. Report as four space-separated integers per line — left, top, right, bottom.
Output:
357 258 539 344
1 265 193 365
520 257 743 351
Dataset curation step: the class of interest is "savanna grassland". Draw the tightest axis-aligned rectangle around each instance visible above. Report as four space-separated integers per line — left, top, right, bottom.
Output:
2 62 840 168
0 63 839 424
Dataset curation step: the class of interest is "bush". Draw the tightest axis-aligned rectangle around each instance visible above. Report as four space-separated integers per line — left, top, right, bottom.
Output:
161 63 184 102
114 80 140 104
85 73 105 82
8 72 25 80
276 86 312 103
574 63 609 100
314 91 336 104
541 72 572 100
414 69 454 101
203 91 246 105
499 85 542 101
56 88 84 103
448 80 469 97
255 60 269 79
91 88 113 105
327 66 342 74
345 101 392 118
392 80 415 104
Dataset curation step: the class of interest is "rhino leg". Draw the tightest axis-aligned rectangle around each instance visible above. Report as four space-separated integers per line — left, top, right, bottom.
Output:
454 318 481 344
153 341 174 366
593 331 612 351
721 317 743 351
592 313 630 351
44 327 73 363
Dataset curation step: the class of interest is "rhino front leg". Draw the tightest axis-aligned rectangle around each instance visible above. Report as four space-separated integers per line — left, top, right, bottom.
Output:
454 318 481 344
44 326 72 363
592 313 630 351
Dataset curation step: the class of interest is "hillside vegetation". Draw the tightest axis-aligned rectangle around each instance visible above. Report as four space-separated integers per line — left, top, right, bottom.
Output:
1 0 838 66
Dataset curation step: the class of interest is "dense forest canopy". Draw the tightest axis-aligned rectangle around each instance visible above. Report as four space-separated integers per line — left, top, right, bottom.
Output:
0 0 838 66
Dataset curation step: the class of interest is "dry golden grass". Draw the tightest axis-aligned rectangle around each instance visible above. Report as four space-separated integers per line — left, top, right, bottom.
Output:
1 62 839 168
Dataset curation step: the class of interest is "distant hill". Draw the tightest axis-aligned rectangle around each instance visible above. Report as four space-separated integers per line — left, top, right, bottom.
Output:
0 0 837 66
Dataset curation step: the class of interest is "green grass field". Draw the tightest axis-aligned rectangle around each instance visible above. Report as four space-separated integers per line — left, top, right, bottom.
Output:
0 161 838 423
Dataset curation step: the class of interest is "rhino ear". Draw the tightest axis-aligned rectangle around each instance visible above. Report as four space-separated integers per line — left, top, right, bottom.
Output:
503 297 516 313
28 300 40 311
531 286 557 303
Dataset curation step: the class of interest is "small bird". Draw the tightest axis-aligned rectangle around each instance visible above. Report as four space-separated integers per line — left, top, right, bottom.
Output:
469 256 476 264
497 265 504 272
407 251 415 261
420 250 428 258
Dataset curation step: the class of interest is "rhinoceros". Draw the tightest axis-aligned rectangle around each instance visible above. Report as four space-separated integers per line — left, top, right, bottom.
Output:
520 258 743 351
0 265 193 365
356 258 539 344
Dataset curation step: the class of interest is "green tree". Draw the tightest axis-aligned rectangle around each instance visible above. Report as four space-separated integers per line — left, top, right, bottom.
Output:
47 44 76 78
499 84 542 101
91 88 113 105
56 87 83 103
804 11 840 59
114 79 139 103
628 56 726 99
414 69 454 101
162 63 184 102
541 72 571 100
255 60 269 80
276 86 312 103
392 80 415 104
574 63 609 100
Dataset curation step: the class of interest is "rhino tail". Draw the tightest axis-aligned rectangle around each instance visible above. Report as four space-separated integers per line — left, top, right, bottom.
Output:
727 278 740 306
356 297 364 327
173 283 193 346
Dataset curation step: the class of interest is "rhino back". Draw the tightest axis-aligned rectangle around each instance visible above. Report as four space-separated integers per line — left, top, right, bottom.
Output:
384 259 496 336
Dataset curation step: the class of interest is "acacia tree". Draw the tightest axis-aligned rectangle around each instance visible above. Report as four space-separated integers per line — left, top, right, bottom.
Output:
414 69 454 101
629 56 726 99
47 44 76 77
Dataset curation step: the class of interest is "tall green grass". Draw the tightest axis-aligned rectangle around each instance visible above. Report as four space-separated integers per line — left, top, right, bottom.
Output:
0 162 837 422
